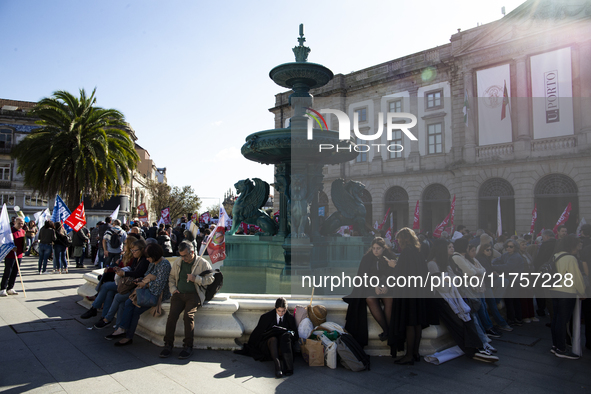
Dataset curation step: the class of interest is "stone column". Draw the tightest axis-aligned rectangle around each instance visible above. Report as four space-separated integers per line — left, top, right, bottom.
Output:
463 70 477 163
578 41 591 136
405 87 420 171
514 56 532 159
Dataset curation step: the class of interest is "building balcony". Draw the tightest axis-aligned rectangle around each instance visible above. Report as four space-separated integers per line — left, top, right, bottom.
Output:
0 180 12 189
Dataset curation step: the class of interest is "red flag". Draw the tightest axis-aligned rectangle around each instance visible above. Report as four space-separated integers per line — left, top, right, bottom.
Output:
529 204 538 234
199 212 211 224
412 200 420 230
433 196 456 238
385 228 393 242
378 208 391 230
501 80 510 120
207 214 227 264
433 212 450 238
449 195 456 229
64 202 86 232
553 203 572 234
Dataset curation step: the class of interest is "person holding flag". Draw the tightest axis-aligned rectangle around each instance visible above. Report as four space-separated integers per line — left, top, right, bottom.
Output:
0 216 25 297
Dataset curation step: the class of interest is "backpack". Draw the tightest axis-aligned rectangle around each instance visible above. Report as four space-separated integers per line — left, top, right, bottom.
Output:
539 253 571 276
336 333 370 371
199 269 223 303
108 228 122 249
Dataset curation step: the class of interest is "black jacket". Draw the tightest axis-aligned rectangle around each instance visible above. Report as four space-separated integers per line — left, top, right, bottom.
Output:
533 238 556 270
246 309 298 360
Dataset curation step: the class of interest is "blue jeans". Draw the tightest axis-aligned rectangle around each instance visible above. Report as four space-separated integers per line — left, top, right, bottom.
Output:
484 287 508 327
53 244 67 270
92 281 117 313
25 237 34 256
106 292 129 325
476 295 494 331
120 298 150 339
97 248 105 268
551 295 576 351
37 243 52 273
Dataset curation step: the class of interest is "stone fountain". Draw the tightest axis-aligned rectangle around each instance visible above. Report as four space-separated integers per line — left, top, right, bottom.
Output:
222 25 370 295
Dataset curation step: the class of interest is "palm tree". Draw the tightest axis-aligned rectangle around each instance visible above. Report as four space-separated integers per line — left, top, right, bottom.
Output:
12 88 140 209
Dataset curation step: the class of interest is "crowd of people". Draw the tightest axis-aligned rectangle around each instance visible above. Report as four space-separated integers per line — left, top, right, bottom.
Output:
2 214 589 373
345 224 590 363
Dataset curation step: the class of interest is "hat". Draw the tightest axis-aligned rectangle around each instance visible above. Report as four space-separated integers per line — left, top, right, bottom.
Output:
306 305 327 328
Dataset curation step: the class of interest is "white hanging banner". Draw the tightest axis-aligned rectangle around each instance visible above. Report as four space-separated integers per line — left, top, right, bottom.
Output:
477 64 512 146
530 47 574 139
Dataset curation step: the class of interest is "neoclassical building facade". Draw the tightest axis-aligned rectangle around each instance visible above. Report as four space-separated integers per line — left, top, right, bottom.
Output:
270 0 591 235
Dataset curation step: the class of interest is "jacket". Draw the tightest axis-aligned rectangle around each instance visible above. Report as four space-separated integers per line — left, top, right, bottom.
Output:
38 227 56 245
552 253 586 295
168 255 215 305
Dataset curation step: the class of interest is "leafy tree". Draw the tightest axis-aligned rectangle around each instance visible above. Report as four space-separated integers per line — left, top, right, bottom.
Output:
12 88 139 209
148 181 201 222
206 205 220 218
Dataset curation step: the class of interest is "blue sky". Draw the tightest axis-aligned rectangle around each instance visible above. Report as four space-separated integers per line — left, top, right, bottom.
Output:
1 0 524 211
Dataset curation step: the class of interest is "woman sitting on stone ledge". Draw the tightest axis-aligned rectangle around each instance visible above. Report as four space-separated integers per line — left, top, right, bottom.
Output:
109 243 171 346
95 238 150 331
344 237 397 347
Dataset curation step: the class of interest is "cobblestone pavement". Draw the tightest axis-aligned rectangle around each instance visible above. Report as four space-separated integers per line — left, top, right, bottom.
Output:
1 256 590 393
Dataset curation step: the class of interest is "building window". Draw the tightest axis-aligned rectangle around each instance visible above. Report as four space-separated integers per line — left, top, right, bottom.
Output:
24 194 49 207
389 130 403 159
426 90 443 109
355 108 367 122
0 164 10 181
428 123 443 154
1 194 15 206
389 100 402 113
0 129 13 150
356 137 367 162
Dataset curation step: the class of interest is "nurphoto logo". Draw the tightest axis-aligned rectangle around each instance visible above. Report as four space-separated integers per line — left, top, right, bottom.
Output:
305 108 418 153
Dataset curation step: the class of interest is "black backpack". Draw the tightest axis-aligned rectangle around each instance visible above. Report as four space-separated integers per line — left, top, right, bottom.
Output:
199 269 223 303
108 228 122 249
336 332 370 371
539 253 571 276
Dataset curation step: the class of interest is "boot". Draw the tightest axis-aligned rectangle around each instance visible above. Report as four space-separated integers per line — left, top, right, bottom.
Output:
81 307 97 319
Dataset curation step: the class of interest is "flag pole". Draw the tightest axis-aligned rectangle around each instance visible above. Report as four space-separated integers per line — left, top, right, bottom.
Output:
14 257 26 298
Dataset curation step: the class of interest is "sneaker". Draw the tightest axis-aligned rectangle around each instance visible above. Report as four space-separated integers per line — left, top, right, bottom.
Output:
473 349 499 363
7 289 18 295
511 320 523 327
178 347 193 359
42 271 51 275
531 317 539 322
0 289 7 297
160 346 173 358
498 325 513 332
551 346 556 354
554 348 579 359
94 319 111 329
523 318 532 323
484 343 498 353
81 307 97 319
486 328 502 338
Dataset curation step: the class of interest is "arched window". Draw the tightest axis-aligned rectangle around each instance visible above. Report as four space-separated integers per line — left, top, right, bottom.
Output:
422 184 450 232
534 174 579 233
478 178 515 235
385 186 409 231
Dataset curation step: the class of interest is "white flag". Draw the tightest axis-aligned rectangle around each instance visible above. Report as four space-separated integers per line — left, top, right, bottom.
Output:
110 205 120 220
219 204 232 229
0 204 15 261
576 218 587 237
497 197 502 237
35 208 51 230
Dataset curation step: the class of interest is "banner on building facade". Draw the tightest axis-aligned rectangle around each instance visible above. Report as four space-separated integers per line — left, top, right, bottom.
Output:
477 64 512 146
530 47 574 139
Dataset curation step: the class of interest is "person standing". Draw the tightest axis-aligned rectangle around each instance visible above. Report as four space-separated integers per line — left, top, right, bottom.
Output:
0 217 25 296
160 241 214 359
37 221 56 274
103 219 126 267
24 220 38 256
53 222 70 274
97 217 113 268
72 226 89 268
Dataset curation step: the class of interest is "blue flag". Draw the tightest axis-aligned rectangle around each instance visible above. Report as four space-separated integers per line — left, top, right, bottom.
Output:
51 195 73 233
0 204 15 261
